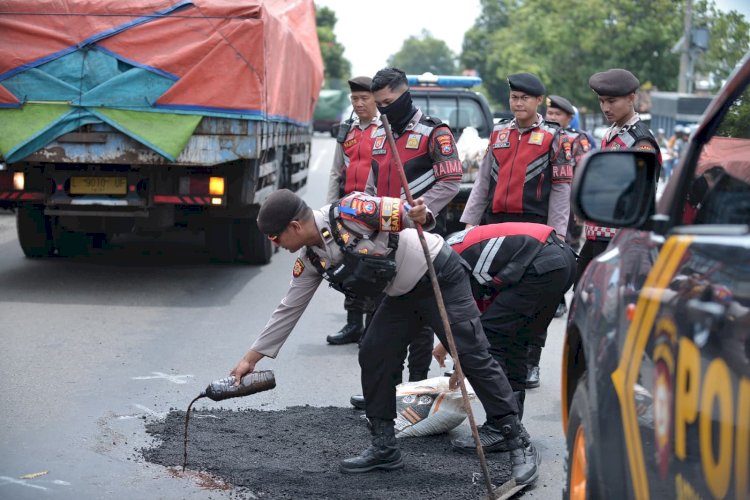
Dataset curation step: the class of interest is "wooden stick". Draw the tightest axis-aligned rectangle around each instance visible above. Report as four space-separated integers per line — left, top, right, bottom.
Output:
381 114 495 499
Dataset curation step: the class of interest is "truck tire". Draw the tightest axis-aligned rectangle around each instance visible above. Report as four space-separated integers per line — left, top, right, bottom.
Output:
235 217 272 265
206 219 237 263
563 374 602 500
17 205 54 258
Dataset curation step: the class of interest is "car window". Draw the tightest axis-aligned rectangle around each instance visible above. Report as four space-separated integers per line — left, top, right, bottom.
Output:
683 85 750 225
412 95 488 137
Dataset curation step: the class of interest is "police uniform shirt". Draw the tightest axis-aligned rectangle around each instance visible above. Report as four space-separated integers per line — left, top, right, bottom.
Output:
363 108 460 213
604 113 642 144
326 115 381 203
460 113 572 235
249 198 443 358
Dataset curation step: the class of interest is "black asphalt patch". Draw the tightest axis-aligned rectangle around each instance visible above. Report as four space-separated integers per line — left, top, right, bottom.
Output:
142 405 514 499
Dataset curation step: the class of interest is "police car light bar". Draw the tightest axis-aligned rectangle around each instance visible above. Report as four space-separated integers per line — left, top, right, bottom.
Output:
407 72 482 88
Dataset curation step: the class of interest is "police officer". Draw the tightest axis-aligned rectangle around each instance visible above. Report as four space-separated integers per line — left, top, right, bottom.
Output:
229 189 539 484
325 76 380 345
519 95 591 389
434 222 577 425
460 73 574 238
577 69 662 284
363 66 462 383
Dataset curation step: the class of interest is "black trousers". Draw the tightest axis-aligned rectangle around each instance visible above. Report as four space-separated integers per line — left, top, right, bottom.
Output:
360 248 518 421
482 242 577 392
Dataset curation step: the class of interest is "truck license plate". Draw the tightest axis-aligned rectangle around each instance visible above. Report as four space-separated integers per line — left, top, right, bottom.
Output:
70 176 127 195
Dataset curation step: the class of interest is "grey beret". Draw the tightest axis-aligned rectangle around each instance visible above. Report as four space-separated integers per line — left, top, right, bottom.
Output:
348 76 373 92
257 189 308 236
589 69 640 96
507 73 546 96
546 95 575 115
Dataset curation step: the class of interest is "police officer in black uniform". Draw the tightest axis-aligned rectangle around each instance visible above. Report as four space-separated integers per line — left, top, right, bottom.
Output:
229 189 539 484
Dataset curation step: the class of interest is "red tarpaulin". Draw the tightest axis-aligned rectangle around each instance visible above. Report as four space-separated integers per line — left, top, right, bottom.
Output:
0 0 323 124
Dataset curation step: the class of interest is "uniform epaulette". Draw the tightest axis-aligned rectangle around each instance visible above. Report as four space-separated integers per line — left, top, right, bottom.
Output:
420 115 444 126
543 120 561 129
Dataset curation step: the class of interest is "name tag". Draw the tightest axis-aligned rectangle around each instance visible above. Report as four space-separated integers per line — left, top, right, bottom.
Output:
529 132 544 145
405 134 421 149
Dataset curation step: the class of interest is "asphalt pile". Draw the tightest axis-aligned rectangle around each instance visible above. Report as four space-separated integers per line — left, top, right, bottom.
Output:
142 405 512 499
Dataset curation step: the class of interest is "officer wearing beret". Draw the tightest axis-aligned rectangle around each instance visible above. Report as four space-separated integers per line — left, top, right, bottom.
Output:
577 69 662 284
325 76 380 346
228 189 539 484
461 73 575 239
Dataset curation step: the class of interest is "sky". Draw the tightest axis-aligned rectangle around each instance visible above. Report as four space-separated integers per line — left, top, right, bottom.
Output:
315 0 749 79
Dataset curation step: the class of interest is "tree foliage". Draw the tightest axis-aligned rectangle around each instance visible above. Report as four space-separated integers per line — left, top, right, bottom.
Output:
387 30 457 75
316 6 351 88
460 0 749 111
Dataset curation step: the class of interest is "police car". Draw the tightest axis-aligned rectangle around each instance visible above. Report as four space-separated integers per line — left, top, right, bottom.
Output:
562 51 750 499
407 73 495 233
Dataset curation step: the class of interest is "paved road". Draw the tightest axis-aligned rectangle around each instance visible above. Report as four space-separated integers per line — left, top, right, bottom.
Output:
0 136 568 499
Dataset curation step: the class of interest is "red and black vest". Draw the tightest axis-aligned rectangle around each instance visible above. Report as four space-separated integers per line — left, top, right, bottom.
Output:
448 222 554 289
339 122 379 196
370 113 462 199
585 120 662 241
485 120 573 219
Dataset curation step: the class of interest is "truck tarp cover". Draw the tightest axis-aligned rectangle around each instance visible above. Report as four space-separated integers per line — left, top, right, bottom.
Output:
0 0 324 162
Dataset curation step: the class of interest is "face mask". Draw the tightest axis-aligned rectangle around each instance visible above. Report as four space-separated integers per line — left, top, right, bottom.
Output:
377 90 415 133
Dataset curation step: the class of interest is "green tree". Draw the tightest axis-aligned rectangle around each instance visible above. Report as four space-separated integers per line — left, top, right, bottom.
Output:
387 30 457 74
316 6 351 88
462 0 749 112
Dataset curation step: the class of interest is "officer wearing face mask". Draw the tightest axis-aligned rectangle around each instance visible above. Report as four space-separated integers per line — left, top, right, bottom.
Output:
365 67 462 236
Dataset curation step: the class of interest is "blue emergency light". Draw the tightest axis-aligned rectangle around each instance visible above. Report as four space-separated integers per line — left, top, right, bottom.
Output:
407 73 482 88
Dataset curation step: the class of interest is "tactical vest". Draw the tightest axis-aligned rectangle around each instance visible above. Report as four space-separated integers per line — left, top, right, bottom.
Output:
339 121 379 196
585 120 662 241
486 120 567 219
370 116 449 199
305 205 399 299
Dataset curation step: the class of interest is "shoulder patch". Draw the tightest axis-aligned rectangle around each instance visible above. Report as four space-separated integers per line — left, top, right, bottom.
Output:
421 115 443 126
293 258 305 277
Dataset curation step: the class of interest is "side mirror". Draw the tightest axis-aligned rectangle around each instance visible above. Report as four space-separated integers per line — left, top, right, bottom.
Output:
572 150 658 228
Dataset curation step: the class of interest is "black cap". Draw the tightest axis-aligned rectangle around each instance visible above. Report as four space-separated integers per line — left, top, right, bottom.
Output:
589 69 640 96
546 95 575 115
507 72 546 96
257 189 308 236
348 76 373 92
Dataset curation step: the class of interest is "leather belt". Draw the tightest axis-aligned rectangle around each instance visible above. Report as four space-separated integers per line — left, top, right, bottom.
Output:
546 231 564 247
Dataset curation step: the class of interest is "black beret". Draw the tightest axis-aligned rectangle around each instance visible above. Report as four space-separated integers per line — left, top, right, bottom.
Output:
589 69 640 96
507 72 546 96
257 189 308 236
546 95 575 115
348 76 373 92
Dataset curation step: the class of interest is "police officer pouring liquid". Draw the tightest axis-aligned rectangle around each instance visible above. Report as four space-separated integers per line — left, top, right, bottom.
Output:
433 222 577 426
577 69 661 284
460 73 574 237
229 189 539 484
325 76 380 345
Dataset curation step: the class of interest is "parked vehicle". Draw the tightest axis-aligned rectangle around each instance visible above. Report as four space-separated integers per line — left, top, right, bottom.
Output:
0 0 323 263
562 50 750 499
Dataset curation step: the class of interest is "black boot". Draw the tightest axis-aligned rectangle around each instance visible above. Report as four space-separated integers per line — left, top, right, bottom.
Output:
451 414 524 454
350 394 366 410
340 418 403 473
327 311 363 345
510 442 541 485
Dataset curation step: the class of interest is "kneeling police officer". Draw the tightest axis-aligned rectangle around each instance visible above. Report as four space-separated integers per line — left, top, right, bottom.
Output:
229 189 540 484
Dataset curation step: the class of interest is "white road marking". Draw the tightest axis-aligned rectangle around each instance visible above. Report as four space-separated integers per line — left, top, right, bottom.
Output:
131 372 194 384
310 149 328 173
52 480 71 486
134 404 168 419
0 476 48 491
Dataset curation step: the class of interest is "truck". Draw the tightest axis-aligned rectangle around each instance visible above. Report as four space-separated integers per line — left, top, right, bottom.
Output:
0 0 323 264
562 50 750 499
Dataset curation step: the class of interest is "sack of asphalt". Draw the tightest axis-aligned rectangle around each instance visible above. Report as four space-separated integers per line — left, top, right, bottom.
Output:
394 376 475 437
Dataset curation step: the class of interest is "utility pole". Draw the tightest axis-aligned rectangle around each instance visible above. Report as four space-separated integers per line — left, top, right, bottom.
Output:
678 0 693 93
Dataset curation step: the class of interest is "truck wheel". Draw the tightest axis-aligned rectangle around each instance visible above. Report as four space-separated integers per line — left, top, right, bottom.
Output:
206 219 237 263
563 374 601 500
235 217 272 265
17 205 54 258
